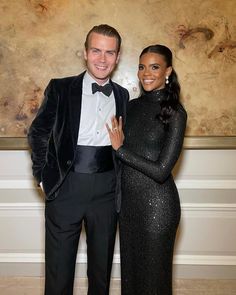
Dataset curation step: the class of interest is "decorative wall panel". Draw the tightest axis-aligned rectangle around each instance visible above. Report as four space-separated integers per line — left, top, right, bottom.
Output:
0 0 235 139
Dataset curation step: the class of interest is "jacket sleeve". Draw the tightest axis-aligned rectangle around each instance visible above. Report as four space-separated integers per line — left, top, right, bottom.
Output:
116 107 187 183
27 79 58 184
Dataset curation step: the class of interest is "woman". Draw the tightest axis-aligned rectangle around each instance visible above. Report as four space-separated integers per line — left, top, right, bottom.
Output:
107 44 187 294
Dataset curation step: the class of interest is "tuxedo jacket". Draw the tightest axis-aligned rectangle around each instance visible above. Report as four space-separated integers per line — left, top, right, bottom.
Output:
28 71 129 209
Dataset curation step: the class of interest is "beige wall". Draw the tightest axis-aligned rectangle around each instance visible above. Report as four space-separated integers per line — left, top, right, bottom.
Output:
0 149 236 278
0 0 236 280
0 0 236 137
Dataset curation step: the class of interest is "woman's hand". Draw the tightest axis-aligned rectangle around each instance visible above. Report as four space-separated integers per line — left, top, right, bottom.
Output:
106 116 124 151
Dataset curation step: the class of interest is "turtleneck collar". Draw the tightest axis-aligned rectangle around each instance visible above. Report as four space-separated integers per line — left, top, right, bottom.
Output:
142 88 167 102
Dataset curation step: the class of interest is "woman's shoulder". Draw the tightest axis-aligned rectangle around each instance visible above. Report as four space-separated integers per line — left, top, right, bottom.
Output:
176 103 187 117
128 97 140 105
171 103 187 124
127 97 140 109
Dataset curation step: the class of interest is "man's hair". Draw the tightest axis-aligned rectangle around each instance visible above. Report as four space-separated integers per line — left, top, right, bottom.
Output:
84 24 122 52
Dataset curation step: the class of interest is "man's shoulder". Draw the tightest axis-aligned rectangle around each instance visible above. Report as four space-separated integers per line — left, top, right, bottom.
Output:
111 80 129 95
50 72 85 88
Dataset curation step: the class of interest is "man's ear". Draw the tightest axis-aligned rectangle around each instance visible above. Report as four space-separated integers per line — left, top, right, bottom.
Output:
83 49 88 61
116 51 121 64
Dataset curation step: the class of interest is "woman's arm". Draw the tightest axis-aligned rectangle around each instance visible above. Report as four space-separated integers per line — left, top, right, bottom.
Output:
116 108 187 183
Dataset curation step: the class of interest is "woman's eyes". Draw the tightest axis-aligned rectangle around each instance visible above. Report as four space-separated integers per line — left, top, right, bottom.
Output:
138 65 160 71
152 65 159 70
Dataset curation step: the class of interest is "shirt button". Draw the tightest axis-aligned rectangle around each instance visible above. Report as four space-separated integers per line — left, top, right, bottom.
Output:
66 160 72 165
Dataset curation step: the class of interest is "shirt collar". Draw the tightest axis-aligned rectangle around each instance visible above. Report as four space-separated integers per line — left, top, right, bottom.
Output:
83 71 110 95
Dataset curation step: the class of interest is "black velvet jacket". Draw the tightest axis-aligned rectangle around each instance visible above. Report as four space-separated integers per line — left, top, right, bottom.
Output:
28 71 129 207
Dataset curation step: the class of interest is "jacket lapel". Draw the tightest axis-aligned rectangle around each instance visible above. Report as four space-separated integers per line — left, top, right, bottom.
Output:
111 81 122 118
68 72 85 148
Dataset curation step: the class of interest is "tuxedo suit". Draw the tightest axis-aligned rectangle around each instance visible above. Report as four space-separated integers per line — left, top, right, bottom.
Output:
28 71 129 294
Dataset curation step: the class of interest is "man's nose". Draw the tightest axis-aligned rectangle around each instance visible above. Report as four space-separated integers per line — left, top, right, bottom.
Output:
99 52 106 62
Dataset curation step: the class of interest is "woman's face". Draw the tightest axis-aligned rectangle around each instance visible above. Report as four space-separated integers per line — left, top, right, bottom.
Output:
138 52 172 92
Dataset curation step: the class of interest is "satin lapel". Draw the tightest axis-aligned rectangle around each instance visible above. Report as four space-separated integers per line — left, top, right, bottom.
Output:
68 72 85 148
111 82 122 118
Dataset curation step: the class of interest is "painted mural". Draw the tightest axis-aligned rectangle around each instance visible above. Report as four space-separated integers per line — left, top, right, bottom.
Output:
0 0 236 137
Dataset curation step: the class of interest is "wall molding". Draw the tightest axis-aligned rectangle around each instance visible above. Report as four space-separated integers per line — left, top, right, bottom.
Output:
1 202 236 212
181 203 236 212
173 255 236 266
176 179 236 189
0 203 44 211
0 252 235 266
0 179 236 190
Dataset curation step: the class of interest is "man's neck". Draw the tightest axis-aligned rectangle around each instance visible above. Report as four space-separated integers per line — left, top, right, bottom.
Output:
86 71 110 85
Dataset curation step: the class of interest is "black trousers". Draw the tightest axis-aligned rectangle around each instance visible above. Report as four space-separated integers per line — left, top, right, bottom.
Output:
44 169 117 295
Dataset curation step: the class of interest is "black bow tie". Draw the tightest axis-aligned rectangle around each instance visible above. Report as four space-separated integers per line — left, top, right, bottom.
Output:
92 83 113 97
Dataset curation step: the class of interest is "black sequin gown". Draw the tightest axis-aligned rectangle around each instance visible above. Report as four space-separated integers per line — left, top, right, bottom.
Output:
116 89 187 295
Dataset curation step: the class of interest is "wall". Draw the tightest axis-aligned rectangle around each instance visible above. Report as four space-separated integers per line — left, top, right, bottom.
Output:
0 149 235 279
1 0 236 137
0 0 236 281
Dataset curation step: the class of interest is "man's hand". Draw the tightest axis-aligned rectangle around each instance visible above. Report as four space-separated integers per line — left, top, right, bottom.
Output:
39 182 44 192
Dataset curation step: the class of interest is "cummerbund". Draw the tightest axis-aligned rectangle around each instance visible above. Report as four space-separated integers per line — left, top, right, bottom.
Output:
73 145 114 173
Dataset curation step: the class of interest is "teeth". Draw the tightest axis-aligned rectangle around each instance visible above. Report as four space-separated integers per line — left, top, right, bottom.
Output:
143 79 154 83
96 65 107 70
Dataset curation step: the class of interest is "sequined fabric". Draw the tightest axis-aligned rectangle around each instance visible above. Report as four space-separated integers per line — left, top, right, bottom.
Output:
116 89 187 295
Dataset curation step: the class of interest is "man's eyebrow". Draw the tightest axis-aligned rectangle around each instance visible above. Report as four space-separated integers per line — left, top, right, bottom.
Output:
90 47 117 53
90 47 100 50
106 49 117 53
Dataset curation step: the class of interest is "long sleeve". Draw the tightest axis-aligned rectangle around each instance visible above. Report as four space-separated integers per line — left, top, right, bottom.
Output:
27 79 58 183
116 107 187 183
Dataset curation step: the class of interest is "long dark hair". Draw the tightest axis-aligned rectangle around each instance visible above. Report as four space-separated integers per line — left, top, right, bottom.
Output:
139 44 181 125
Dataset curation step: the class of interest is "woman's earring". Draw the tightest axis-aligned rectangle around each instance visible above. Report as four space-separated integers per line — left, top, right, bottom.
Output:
165 76 169 84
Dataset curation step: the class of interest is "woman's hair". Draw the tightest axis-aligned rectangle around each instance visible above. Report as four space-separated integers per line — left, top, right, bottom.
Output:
139 44 181 125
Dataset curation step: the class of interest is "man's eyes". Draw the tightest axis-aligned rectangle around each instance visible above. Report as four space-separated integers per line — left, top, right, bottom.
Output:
91 49 100 53
107 51 116 55
91 49 115 55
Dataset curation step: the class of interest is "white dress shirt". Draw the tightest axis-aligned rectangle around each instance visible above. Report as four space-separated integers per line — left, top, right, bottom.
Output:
77 72 116 146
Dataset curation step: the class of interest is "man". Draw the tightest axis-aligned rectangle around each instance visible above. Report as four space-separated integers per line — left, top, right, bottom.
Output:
28 24 129 295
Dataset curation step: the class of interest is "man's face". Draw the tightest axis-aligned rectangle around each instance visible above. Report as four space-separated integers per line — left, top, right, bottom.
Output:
84 32 120 84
